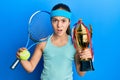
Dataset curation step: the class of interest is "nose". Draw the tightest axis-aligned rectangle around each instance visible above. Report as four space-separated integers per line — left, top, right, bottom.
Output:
57 21 62 28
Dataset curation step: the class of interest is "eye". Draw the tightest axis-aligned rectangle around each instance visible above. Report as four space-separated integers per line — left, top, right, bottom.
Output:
62 19 66 23
52 19 58 23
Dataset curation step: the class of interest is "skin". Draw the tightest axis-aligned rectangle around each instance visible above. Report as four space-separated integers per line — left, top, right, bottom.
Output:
17 16 92 77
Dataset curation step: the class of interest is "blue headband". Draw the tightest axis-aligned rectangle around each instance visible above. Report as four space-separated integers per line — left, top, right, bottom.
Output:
50 10 71 20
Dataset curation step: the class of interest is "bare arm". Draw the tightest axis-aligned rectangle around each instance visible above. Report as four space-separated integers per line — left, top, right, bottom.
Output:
19 42 46 73
74 53 86 76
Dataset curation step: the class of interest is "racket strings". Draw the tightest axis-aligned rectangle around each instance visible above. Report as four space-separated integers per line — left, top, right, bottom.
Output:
29 11 53 42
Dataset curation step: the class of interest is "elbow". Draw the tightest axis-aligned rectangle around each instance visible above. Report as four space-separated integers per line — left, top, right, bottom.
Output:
78 71 86 77
26 69 34 73
76 66 86 76
25 67 34 73
27 70 33 73
79 73 85 77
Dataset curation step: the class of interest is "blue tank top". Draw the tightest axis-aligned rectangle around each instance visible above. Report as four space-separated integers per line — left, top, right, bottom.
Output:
41 35 76 80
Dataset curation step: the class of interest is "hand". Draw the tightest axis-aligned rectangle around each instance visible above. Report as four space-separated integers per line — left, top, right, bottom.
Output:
16 48 29 60
77 48 92 60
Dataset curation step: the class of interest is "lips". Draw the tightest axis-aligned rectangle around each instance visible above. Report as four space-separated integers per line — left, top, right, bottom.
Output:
57 29 62 33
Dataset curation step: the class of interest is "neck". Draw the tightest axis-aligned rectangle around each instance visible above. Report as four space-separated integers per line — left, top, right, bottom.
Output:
52 33 68 40
51 33 68 47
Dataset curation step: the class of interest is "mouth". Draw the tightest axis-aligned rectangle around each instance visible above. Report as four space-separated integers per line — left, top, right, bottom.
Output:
57 29 63 33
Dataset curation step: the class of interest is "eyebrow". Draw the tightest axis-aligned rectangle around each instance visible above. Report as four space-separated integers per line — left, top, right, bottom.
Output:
52 17 67 20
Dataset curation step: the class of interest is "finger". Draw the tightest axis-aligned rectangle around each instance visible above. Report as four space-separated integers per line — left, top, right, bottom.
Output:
18 48 27 52
80 55 88 59
80 53 92 59
20 47 27 50
16 52 20 59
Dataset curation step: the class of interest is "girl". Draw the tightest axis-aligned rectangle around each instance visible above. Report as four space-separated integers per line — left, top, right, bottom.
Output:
17 3 92 80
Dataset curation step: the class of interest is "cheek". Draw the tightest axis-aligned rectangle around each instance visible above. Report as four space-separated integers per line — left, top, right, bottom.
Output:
52 23 56 29
63 23 69 29
64 22 70 28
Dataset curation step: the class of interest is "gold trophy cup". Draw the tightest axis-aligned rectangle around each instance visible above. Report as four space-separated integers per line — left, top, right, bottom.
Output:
73 19 94 71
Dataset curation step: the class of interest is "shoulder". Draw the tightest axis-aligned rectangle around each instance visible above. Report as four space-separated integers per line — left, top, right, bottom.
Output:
36 41 47 52
68 35 73 42
36 35 51 51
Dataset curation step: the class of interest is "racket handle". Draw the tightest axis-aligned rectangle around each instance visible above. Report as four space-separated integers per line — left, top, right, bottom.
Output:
11 59 20 69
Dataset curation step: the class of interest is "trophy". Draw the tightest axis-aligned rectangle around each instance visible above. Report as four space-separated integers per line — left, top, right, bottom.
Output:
72 19 94 71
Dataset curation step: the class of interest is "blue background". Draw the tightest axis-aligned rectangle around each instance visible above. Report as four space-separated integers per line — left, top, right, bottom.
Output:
0 0 120 80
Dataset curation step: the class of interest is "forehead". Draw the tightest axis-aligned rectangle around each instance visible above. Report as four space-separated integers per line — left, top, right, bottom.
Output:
52 16 69 20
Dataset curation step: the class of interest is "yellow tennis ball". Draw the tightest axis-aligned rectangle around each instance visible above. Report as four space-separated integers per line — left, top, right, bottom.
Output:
20 50 30 60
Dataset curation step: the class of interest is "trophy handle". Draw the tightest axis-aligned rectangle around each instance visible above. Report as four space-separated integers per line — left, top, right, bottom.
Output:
89 24 92 38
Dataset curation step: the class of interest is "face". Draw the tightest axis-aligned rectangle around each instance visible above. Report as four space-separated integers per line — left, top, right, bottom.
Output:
51 16 70 36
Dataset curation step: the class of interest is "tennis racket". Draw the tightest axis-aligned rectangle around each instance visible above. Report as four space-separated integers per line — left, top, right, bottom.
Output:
11 10 53 69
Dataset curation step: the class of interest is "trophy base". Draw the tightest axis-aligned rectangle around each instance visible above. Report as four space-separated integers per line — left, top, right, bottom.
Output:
79 59 94 71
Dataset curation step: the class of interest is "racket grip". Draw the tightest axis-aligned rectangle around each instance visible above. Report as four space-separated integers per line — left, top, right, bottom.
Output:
11 59 20 69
